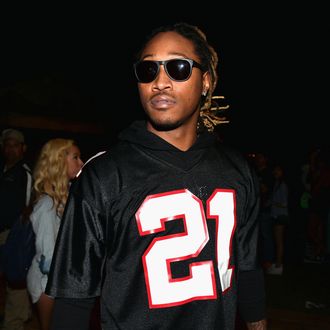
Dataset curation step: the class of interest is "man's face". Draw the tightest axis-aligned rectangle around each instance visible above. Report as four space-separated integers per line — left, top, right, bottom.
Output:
2 138 26 165
137 31 210 132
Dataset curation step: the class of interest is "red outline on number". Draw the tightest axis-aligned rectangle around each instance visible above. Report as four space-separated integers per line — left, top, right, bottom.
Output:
136 189 233 308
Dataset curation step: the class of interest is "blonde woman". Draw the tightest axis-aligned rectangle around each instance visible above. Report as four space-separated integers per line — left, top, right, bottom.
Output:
26 138 83 330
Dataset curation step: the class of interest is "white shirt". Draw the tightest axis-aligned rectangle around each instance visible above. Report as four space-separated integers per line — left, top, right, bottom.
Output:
27 194 61 303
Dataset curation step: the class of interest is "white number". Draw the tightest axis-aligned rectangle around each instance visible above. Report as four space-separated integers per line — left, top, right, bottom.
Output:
207 189 236 293
135 188 235 308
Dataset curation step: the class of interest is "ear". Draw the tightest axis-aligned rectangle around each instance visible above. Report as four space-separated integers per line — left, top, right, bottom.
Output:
202 71 210 95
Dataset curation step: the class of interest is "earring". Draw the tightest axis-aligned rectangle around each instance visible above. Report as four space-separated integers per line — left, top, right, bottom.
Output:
202 90 207 96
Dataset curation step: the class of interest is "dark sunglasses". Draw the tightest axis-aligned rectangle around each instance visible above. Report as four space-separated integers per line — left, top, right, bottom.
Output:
134 58 204 83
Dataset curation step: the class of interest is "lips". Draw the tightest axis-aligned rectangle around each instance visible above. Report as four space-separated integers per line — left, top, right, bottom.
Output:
150 95 176 108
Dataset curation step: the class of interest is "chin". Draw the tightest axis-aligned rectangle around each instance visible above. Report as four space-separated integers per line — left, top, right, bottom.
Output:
148 118 183 132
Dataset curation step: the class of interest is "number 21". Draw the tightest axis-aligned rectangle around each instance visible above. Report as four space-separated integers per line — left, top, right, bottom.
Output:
135 188 236 308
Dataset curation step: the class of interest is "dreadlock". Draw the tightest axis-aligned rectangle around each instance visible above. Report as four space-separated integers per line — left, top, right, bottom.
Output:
135 22 229 132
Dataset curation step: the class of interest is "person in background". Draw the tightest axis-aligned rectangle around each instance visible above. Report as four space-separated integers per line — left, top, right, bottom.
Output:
26 138 83 330
46 22 267 329
299 147 319 260
305 147 330 263
0 128 32 330
266 163 289 275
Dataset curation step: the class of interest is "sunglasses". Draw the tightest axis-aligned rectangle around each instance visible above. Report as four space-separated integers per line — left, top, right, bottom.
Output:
134 58 204 83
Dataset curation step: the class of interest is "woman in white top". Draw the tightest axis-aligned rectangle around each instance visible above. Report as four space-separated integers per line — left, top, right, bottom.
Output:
27 138 83 330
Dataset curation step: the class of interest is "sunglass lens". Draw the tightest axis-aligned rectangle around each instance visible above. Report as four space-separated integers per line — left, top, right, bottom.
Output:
166 59 191 81
135 61 158 83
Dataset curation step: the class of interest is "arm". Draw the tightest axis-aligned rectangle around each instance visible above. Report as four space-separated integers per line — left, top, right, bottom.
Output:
46 163 107 299
238 163 267 328
50 297 96 330
32 196 59 274
246 319 267 329
238 269 267 329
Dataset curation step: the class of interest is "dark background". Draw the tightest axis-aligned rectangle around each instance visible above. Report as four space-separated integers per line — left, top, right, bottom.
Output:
2 9 330 326
1 5 328 166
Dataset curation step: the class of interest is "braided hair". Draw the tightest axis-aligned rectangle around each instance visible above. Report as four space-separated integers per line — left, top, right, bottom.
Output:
135 22 229 132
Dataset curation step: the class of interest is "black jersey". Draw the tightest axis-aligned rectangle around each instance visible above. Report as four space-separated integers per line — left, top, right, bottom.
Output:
46 121 262 330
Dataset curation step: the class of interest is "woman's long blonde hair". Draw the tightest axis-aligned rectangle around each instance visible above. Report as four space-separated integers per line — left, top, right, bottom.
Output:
33 138 76 216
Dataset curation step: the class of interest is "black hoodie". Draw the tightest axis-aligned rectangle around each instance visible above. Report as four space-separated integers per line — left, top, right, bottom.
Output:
47 120 265 330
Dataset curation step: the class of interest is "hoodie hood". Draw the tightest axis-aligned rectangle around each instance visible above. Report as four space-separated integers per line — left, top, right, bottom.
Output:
119 120 216 152
118 120 217 171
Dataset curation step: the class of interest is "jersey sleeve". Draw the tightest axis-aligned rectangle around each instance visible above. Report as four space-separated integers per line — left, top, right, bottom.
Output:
237 269 266 322
51 297 96 330
45 164 107 298
236 163 266 321
236 162 261 270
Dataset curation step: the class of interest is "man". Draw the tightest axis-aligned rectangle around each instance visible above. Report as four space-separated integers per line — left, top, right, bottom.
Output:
0 128 33 330
46 22 267 329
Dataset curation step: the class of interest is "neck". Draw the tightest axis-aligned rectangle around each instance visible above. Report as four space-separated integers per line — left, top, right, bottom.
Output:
147 123 197 151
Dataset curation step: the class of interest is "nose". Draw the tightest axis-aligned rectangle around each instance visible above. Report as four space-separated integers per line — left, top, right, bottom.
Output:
79 158 84 167
152 65 172 91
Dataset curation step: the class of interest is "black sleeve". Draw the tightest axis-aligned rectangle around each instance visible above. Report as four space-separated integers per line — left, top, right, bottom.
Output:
45 164 107 298
50 297 96 330
237 269 266 322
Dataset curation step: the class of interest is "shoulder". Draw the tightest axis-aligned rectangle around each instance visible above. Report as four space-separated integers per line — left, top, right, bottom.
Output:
76 150 109 178
214 143 259 186
9 161 32 181
33 195 55 213
76 146 129 180
31 195 59 230
15 160 32 174
70 147 130 204
22 162 32 173
70 151 113 199
215 143 249 167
